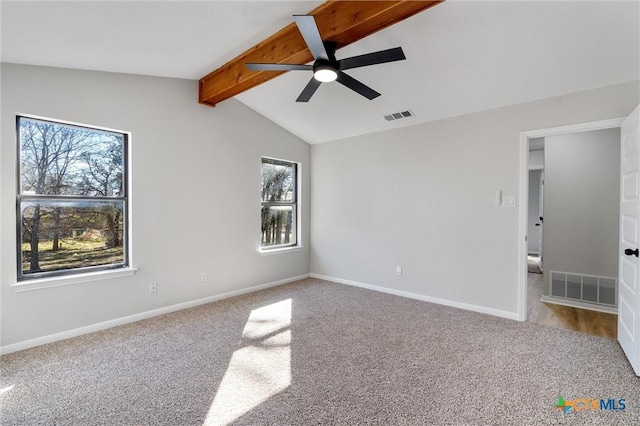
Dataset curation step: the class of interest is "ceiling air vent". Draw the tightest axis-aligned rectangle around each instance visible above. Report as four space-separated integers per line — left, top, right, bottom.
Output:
384 109 415 122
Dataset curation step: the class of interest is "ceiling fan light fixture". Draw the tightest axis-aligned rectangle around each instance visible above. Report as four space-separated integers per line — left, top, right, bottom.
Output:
314 68 337 82
313 60 338 82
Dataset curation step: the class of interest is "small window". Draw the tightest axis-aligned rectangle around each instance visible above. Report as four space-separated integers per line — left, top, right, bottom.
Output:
261 157 297 249
16 116 129 280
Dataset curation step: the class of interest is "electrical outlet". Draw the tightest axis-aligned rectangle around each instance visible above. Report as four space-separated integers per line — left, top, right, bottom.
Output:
396 266 402 276
200 272 207 282
149 282 158 294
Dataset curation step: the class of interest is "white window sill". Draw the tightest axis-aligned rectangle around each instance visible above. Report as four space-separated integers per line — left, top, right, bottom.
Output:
12 267 137 292
259 246 304 256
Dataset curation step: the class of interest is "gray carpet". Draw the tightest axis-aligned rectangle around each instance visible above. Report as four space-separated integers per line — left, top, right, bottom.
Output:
1 278 639 425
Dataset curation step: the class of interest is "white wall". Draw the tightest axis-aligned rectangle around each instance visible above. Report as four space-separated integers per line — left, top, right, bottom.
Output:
543 128 621 294
529 149 544 170
0 64 311 348
310 81 639 317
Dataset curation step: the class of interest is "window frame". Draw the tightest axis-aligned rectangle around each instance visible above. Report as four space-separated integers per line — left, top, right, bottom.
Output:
15 115 131 282
260 157 299 251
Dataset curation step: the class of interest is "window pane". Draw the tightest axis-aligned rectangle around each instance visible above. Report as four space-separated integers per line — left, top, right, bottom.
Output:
19 117 124 197
20 200 125 276
261 206 296 247
261 160 294 202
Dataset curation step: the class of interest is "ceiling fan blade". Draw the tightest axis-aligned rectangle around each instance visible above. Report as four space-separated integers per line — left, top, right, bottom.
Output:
246 63 312 71
293 15 329 60
339 47 406 70
336 72 381 100
296 77 322 102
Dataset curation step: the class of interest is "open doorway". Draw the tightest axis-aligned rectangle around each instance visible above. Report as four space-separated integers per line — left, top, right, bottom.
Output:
518 118 625 338
527 138 544 276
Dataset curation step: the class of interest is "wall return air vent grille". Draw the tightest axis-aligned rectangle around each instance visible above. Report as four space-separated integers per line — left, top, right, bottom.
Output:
384 110 415 122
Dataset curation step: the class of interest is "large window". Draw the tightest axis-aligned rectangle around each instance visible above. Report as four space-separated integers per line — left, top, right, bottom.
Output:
16 116 129 280
261 157 297 249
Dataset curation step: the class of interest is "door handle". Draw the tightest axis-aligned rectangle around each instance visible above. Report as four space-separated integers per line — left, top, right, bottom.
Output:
535 223 541 227
625 248 639 257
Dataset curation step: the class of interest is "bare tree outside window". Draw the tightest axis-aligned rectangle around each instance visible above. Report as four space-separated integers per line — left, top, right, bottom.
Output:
17 116 129 280
261 158 297 248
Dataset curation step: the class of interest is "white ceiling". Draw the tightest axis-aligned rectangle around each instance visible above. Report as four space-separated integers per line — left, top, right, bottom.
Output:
2 1 639 145
1 0 323 80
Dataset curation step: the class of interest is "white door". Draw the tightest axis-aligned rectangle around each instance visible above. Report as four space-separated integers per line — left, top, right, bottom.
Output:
619 104 640 376
538 171 544 270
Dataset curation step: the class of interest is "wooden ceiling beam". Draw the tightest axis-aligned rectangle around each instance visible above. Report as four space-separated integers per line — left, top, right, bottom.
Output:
199 0 444 107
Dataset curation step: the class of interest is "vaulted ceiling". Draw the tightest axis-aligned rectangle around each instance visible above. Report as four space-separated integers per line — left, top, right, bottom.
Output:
2 1 639 144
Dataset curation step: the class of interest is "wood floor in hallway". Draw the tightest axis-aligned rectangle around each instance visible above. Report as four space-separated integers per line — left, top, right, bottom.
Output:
527 271 618 339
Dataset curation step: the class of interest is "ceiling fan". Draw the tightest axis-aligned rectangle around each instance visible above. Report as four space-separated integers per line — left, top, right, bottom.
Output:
246 15 406 102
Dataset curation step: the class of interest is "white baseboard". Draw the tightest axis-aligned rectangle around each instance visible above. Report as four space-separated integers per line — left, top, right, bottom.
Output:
0 274 310 355
540 295 617 314
310 273 519 321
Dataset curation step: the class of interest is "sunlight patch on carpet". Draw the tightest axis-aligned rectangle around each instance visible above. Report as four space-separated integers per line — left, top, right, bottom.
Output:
1 385 15 395
204 299 292 425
